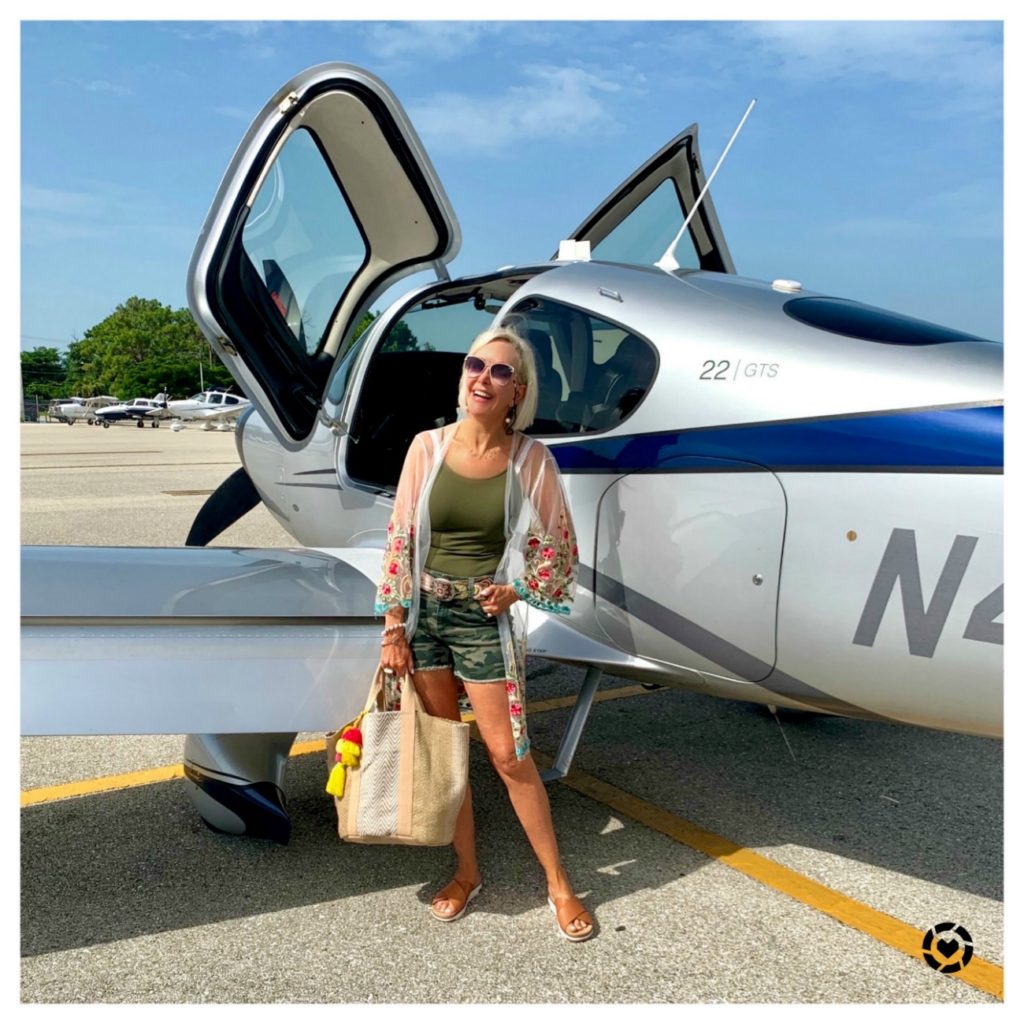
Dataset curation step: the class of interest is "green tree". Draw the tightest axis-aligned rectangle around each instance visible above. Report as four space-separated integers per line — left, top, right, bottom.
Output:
351 309 378 345
347 309 434 354
65 297 235 399
20 347 68 401
381 318 428 353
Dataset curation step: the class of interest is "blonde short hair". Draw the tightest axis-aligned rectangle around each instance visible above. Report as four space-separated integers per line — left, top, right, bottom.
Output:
457 326 538 430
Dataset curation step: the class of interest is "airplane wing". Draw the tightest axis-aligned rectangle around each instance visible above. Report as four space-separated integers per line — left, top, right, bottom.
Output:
21 544 383 734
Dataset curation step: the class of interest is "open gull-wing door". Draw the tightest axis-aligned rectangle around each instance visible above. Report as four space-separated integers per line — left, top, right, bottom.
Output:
557 125 735 274
187 63 460 447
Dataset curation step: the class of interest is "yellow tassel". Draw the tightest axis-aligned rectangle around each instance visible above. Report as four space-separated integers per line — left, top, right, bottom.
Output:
325 762 347 798
340 740 361 766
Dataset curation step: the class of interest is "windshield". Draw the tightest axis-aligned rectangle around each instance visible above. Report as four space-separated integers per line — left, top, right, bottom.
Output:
242 127 368 358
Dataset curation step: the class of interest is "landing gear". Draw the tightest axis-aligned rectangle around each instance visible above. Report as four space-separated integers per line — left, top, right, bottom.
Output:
136 420 144 428
539 665 603 783
102 420 110 428
183 733 296 844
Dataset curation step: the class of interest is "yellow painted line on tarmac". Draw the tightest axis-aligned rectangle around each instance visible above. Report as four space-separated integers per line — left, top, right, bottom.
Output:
526 748 1003 1001
525 683 656 715
20 764 185 806
18 684 661 806
19 683 1002 998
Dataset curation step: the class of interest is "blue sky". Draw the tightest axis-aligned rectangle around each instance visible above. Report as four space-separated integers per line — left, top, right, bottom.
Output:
19 18 1005 351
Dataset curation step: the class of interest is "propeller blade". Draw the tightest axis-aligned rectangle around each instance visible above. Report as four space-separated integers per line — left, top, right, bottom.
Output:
186 466 261 547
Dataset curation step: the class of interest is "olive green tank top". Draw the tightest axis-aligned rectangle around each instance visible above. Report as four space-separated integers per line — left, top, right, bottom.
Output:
425 460 507 577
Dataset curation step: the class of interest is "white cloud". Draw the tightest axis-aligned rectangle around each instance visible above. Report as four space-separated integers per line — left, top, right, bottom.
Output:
164 21 276 56
213 105 257 122
734 22 1002 120
827 179 1003 242
170 21 272 42
242 43 277 60
409 64 624 154
21 183 194 249
79 79 134 97
211 22 272 39
359 22 505 61
22 185 106 218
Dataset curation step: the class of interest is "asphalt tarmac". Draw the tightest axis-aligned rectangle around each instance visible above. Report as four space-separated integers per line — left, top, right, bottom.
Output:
19 422 1003 1004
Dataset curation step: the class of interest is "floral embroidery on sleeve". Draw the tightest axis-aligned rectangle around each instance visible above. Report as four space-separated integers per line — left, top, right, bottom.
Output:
375 519 415 614
513 506 577 615
374 432 428 617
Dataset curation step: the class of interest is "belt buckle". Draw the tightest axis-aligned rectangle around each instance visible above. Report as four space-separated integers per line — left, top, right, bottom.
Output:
434 579 454 601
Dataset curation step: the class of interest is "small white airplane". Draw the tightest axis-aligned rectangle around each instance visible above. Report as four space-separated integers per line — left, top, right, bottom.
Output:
93 393 171 428
48 395 121 425
21 63 1002 846
47 396 87 423
166 388 251 431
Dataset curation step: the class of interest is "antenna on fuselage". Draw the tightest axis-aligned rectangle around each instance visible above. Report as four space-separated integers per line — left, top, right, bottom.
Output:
655 98 756 273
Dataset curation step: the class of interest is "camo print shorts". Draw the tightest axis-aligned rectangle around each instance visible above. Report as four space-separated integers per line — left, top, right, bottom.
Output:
411 573 507 684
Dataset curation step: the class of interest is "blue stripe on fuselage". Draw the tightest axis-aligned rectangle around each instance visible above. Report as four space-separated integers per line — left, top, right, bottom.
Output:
549 405 1003 473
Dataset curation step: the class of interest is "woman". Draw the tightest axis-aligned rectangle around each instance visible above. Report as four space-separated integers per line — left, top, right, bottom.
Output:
375 325 593 942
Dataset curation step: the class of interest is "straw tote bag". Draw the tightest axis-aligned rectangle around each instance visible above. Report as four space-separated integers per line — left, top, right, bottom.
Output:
326 667 470 845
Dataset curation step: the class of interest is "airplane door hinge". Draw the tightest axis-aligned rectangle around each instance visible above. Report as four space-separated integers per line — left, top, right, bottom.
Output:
318 406 346 436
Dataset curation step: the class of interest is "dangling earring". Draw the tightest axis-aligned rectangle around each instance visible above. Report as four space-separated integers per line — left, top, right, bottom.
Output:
504 402 517 435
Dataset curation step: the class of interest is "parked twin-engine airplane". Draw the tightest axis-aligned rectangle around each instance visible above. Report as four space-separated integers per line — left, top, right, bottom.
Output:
94 393 171 428
21 64 1002 844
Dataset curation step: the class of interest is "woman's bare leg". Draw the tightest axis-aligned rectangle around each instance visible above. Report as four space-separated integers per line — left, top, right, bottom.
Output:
463 680 591 937
410 668 480 917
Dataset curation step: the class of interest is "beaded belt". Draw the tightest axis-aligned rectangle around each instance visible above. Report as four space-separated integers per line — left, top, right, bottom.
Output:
420 570 494 602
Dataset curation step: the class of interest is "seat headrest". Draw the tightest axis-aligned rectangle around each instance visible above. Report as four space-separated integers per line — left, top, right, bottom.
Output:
611 334 654 376
527 329 553 361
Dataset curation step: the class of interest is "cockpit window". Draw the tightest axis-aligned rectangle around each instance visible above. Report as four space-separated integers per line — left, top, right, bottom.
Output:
783 296 994 345
344 272 548 492
241 127 367 358
504 298 657 435
591 179 698 270
345 291 498 488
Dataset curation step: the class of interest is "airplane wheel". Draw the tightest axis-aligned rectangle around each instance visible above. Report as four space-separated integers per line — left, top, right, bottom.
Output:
136 420 144 428
102 420 110 428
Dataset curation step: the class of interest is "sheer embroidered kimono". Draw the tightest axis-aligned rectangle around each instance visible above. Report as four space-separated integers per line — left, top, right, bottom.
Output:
374 423 578 759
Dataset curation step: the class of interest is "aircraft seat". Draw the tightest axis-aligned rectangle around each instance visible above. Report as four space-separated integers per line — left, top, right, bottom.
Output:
586 334 656 431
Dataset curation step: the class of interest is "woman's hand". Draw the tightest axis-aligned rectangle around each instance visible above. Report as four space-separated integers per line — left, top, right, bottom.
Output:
478 583 519 617
380 630 415 677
